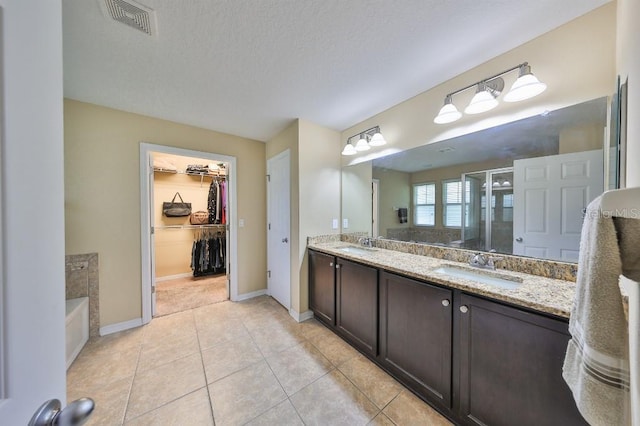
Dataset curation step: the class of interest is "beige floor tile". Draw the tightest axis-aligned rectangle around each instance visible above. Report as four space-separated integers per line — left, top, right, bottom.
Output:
208 360 287 425
125 353 206 421
382 390 453 426
245 399 304 426
201 333 264 383
125 388 214 426
143 310 196 342
80 327 144 359
266 341 334 396
294 318 331 339
248 321 306 357
68 376 132 426
193 298 243 322
368 413 396 425
67 346 140 395
339 354 403 409
137 331 200 372
290 369 379 426
196 317 251 350
306 327 360 367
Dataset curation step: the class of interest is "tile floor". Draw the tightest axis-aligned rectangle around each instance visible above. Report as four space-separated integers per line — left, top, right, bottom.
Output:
155 275 228 317
67 296 453 425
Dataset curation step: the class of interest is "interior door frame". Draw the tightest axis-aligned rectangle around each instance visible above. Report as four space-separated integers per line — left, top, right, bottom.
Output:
139 142 238 324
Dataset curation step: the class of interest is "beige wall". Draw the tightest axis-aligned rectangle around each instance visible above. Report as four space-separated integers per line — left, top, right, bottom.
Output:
298 120 341 313
617 0 640 187
341 3 616 166
64 99 266 327
341 162 373 233
372 168 411 236
266 119 341 315
559 122 605 154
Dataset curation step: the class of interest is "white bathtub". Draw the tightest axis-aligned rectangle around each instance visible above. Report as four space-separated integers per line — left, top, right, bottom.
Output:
66 297 89 369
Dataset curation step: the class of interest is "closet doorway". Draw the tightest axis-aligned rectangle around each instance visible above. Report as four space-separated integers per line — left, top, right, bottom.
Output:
140 143 238 324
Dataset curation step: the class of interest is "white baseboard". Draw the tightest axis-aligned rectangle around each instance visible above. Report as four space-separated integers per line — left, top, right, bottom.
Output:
289 309 314 322
99 318 143 336
155 272 192 282
234 289 267 301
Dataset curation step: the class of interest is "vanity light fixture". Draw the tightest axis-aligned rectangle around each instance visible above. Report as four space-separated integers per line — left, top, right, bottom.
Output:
342 126 387 156
434 62 546 124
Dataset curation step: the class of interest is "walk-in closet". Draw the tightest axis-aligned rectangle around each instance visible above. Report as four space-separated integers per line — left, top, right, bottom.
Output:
151 152 229 316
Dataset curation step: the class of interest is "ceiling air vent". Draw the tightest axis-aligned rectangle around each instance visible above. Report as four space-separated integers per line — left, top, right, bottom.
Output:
101 0 157 36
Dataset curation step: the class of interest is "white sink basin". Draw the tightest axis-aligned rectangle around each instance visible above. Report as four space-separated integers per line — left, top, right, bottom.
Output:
338 246 377 256
432 265 522 290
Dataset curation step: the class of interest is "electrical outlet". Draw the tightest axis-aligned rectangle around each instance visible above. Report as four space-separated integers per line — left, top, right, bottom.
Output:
332 219 338 229
239 219 245 227
342 218 349 229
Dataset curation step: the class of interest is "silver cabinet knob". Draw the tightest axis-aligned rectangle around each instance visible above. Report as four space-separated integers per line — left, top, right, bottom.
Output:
336 264 341 269
460 305 469 313
329 262 334 267
515 237 523 242
441 299 450 307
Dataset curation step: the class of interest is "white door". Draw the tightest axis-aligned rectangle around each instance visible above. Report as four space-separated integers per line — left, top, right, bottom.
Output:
148 155 157 316
0 1 94 423
513 150 603 261
267 150 291 309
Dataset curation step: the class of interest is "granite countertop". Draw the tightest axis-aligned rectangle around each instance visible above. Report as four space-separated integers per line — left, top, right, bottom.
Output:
309 241 577 319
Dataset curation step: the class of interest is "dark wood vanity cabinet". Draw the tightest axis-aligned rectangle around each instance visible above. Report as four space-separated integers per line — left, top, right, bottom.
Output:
379 272 453 408
307 249 587 425
308 250 336 326
456 293 588 426
336 258 378 356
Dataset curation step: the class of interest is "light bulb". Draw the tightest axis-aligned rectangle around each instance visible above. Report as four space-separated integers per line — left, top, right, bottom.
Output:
434 96 462 124
369 132 387 146
504 65 547 102
465 86 498 114
355 137 370 151
341 143 357 156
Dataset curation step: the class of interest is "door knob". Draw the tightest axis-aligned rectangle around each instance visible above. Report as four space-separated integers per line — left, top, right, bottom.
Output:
282 237 288 243
515 237 523 242
29 398 95 426
460 305 469 313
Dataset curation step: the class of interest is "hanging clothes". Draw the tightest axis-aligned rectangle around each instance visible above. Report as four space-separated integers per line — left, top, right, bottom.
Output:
191 227 226 277
207 179 220 223
207 178 226 224
220 180 227 225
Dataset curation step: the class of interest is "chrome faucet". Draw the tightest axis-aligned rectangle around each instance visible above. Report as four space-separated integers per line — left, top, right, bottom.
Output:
469 252 504 270
358 237 373 248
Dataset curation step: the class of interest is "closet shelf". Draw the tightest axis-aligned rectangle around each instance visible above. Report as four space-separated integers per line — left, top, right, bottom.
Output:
155 224 228 230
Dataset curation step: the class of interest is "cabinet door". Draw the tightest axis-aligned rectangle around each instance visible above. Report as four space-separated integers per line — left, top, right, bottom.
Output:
380 272 453 407
457 294 588 426
308 250 336 326
336 258 378 356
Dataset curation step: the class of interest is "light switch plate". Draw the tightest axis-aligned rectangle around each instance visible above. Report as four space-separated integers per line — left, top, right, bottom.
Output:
342 218 349 229
332 219 338 229
239 219 245 227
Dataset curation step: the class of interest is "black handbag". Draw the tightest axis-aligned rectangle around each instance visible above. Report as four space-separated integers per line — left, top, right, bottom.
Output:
163 192 192 217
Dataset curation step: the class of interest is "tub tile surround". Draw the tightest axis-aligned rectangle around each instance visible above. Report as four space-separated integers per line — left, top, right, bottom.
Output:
66 253 100 338
308 234 577 318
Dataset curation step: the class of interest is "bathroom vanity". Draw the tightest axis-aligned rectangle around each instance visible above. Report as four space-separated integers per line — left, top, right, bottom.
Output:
308 242 588 426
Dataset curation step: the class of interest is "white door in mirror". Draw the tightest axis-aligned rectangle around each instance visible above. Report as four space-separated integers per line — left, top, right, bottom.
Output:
513 149 603 262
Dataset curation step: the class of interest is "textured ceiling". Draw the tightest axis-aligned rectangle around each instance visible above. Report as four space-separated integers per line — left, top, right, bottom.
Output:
62 0 610 142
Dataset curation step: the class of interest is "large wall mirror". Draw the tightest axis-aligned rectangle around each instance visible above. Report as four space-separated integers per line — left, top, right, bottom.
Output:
342 96 616 263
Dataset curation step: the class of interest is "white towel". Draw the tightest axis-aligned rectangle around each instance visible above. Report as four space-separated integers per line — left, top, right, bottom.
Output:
563 195 640 426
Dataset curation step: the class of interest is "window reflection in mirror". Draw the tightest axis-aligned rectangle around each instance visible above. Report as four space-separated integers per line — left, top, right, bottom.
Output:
342 97 611 263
